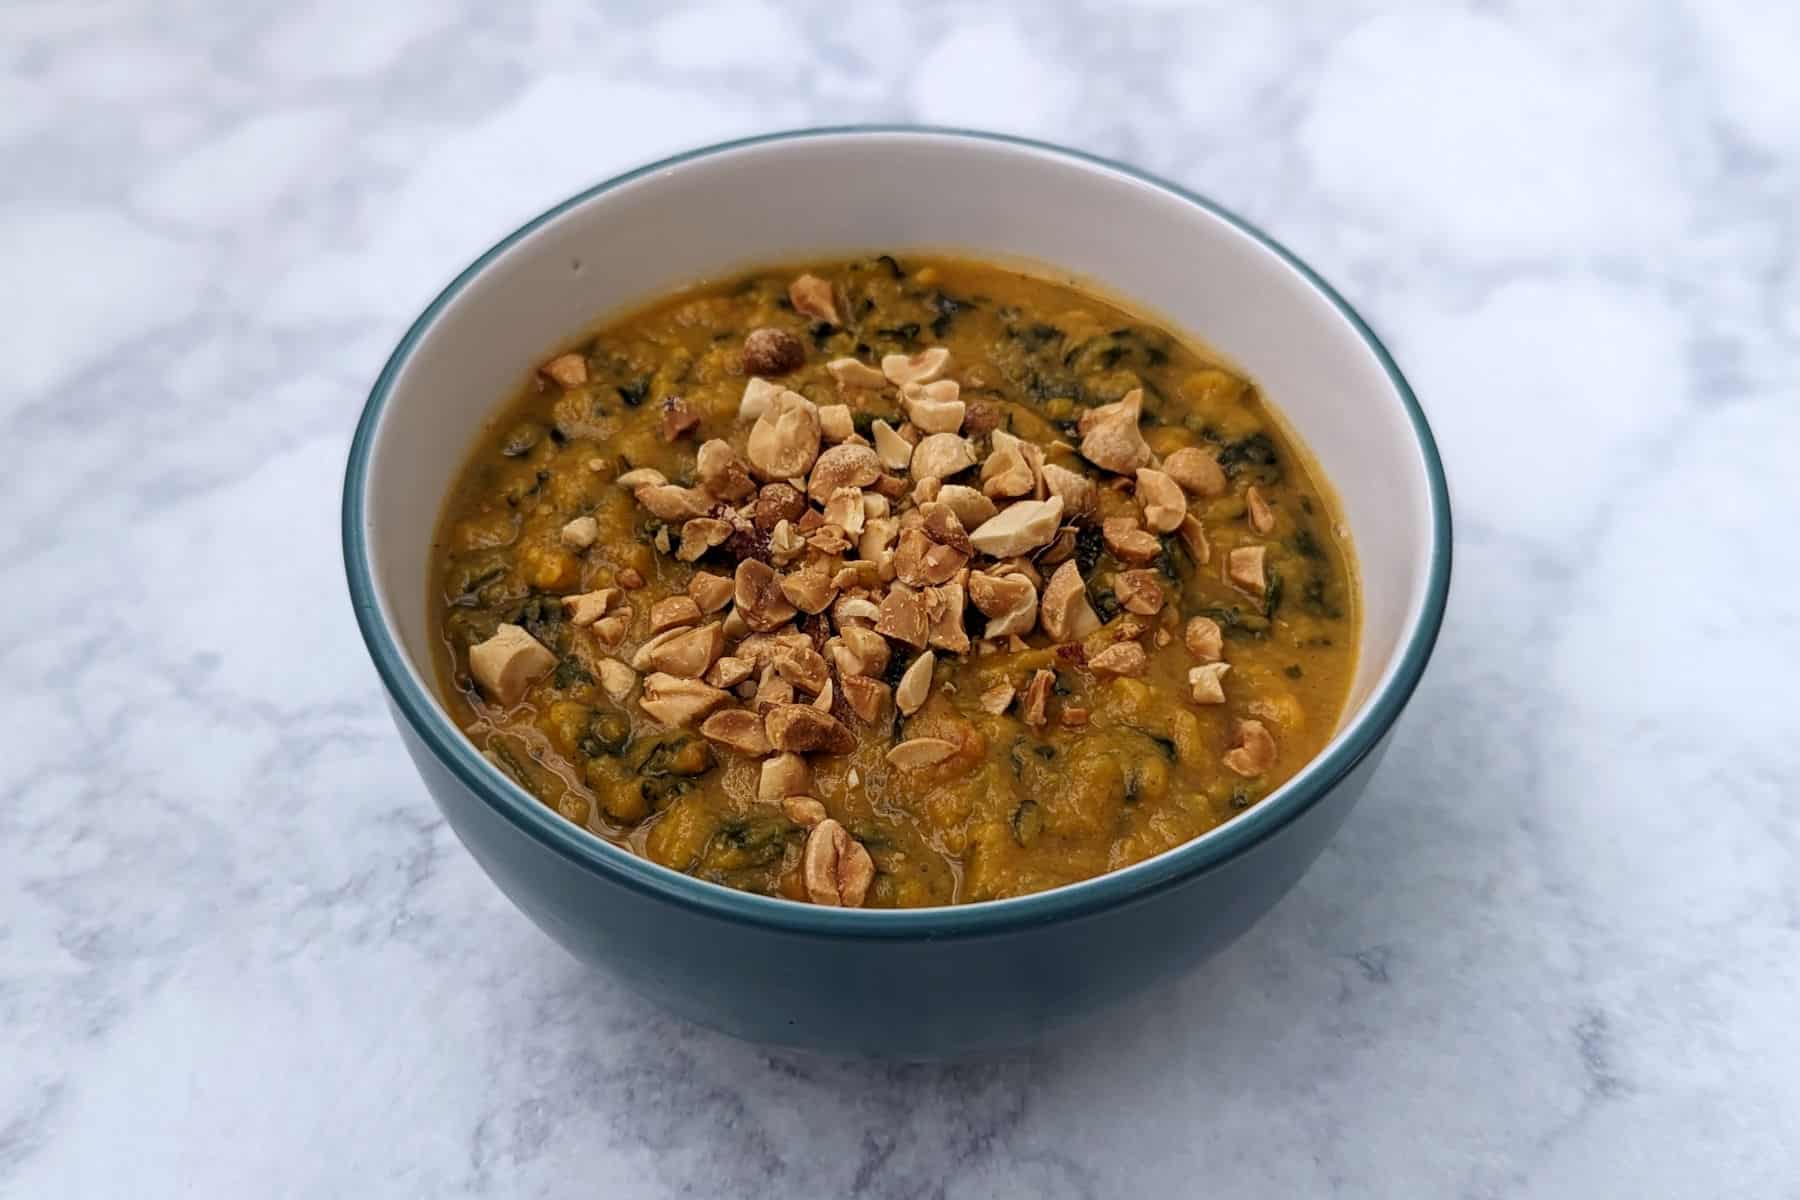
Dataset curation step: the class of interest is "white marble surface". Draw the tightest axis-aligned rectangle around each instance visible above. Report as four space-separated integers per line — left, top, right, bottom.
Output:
3 1 1797 1195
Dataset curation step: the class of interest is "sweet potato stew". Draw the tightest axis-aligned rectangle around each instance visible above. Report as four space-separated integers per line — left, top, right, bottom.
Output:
431 256 1357 907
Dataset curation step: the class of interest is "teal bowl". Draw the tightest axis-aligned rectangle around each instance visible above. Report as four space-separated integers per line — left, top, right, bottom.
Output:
343 128 1451 1058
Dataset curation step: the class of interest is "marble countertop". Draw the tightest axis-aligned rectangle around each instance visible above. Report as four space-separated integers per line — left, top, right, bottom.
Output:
4 2 1796 1196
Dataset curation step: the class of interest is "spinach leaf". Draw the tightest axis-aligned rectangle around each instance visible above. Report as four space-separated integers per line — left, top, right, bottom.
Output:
1126 726 1177 761
929 292 970 338
1216 432 1280 481
1155 534 1187 583
616 376 651 408
1301 575 1343 619
1010 799 1043 847
552 657 592 689
1074 526 1105 575
1091 587 1121 624
1291 527 1325 560
508 594 563 645
1197 604 1270 639
874 321 921 345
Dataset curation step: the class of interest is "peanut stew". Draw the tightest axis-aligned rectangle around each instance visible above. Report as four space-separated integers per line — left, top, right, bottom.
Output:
431 256 1357 907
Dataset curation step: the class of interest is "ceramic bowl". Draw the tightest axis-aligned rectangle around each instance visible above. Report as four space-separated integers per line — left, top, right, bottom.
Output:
343 127 1451 1058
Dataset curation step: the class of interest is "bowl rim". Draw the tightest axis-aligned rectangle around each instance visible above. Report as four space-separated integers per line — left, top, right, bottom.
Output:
342 125 1453 939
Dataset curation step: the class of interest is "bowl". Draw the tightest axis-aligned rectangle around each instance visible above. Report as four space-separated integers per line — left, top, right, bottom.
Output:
343 127 1451 1058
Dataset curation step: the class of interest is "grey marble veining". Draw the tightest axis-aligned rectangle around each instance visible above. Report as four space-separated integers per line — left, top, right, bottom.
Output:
3 2 1797 1196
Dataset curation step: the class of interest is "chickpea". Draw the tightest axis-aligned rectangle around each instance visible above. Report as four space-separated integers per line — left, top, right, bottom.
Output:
519 540 581 592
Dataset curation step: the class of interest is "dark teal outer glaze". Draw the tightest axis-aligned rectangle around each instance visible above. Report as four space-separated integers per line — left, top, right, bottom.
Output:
344 128 1452 1058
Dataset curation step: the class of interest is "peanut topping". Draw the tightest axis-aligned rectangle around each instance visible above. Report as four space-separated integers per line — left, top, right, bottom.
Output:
1227 545 1268 596
840 674 890 723
1036 526 1076 566
1102 516 1161 565
649 595 701 632
746 389 821 481
635 484 711 521
1135 468 1186 533
700 707 772 756
596 659 636 703
772 644 831 695
910 432 977 480
1077 388 1153 474
978 683 1015 715
872 419 914 471
758 752 811 804
935 484 999 530
1040 463 1097 519
788 273 840 325
638 673 730 727
1040 560 1101 643
920 501 972 556
765 704 855 755
818 404 855 443
1177 513 1212 564
803 819 874 907
677 517 731 562
807 442 881 502
630 622 723 677
778 559 839 615
827 357 887 389
1246 485 1276 534
753 481 807 531
468 624 557 706
968 569 1037 638
881 346 950 386
616 467 668 489
875 582 929 649
858 516 899 567
734 559 799 632
704 655 754 689
539 352 587 388
833 593 882 626
838 625 890 677
1185 616 1224 663
559 515 599 550
739 377 783 421
688 571 734 614
1090 641 1148 678
783 796 828 826
885 737 958 769
981 431 1036 499
743 327 805 376
768 519 805 563
1223 719 1276 776
895 650 935 715
562 588 620 627
1115 570 1165 615
1163 446 1227 497
591 609 632 648
1022 669 1054 728
1188 662 1231 704
901 379 964 434
696 439 755 501
967 496 1063 558
926 575 971 654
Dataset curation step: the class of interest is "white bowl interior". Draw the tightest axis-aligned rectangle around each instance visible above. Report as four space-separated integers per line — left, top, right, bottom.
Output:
364 133 1435 747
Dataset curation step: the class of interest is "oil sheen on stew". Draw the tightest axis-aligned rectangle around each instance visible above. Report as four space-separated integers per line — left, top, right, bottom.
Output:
431 255 1358 908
